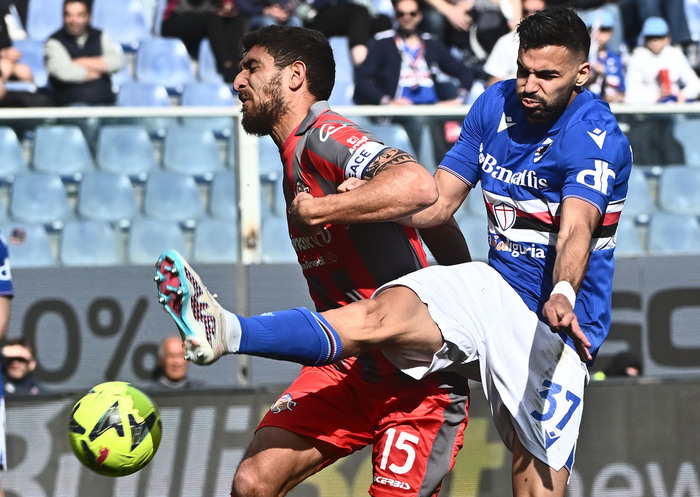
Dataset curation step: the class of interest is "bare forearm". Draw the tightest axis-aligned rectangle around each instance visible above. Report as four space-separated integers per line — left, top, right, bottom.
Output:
419 217 472 266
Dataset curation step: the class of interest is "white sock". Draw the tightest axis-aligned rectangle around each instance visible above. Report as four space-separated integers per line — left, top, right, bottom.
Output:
223 309 242 352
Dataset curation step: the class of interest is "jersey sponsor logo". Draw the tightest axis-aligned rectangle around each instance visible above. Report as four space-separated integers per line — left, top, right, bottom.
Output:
490 234 546 259
319 123 348 142
533 138 553 163
497 112 516 133
270 393 297 414
480 143 549 189
493 202 517 230
291 228 333 252
347 134 369 152
587 128 607 149
576 159 616 195
373 476 411 490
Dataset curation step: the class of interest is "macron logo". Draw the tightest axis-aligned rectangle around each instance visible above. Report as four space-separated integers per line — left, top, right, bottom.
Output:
498 113 515 133
587 128 607 149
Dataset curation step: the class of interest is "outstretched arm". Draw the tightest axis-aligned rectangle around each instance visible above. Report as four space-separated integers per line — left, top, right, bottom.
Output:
542 197 600 362
289 148 438 234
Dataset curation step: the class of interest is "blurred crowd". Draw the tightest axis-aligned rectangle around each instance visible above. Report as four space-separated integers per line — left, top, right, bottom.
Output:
0 0 698 109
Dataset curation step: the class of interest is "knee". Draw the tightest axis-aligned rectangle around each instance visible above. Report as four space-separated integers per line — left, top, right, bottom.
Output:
232 462 271 497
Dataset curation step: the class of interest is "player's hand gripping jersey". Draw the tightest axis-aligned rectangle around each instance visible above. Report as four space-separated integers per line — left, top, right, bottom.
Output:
440 80 632 359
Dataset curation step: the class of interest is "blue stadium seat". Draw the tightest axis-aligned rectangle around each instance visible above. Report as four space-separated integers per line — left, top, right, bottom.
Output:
59 220 123 266
329 37 353 86
128 218 188 264
162 125 225 181
111 64 134 91
258 135 281 183
142 172 205 228
193 218 239 263
0 222 56 268
0 126 29 184
366 122 416 157
624 167 657 223
77 171 138 228
672 117 700 166
209 171 238 221
116 82 174 138
657 166 700 215
32 125 95 183
180 82 235 137
26 0 62 41
135 37 195 95
647 212 700 255
152 0 169 36
9 173 73 231
13 39 49 88
91 0 152 52
328 79 354 107
197 38 224 83
96 124 159 183
615 216 645 256
261 213 296 263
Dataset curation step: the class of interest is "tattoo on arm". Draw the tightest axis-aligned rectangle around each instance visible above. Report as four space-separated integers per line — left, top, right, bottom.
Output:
364 147 415 179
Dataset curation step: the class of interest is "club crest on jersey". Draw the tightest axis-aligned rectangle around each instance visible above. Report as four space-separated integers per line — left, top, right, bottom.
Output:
270 393 297 414
295 180 310 196
493 202 517 230
534 138 553 163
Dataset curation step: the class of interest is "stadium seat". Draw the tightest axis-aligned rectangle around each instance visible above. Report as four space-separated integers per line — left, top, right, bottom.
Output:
26 0 63 40
366 122 416 157
672 117 700 166
193 218 239 263
152 0 168 36
59 220 123 266
196 38 224 83
128 218 188 264
624 167 657 222
135 37 195 95
32 125 96 183
261 213 296 263
95 124 159 183
258 135 281 183
657 166 700 215
162 125 225 181
647 212 700 255
13 39 49 88
116 82 174 138
180 82 235 137
9 173 73 231
111 64 135 91
142 172 205 228
328 79 354 107
77 171 138 228
455 214 490 261
329 37 353 86
91 0 152 52
209 171 238 221
0 126 29 184
615 216 645 256
0 222 56 268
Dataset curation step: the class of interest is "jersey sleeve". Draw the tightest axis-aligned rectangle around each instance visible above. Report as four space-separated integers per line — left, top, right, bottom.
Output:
0 232 14 296
558 105 632 214
438 87 491 186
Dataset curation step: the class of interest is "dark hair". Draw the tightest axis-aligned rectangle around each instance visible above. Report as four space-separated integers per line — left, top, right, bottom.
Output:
517 7 590 62
2 337 34 356
242 25 335 101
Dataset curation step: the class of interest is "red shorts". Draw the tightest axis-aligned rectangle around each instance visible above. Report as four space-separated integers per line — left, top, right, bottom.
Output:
257 355 469 497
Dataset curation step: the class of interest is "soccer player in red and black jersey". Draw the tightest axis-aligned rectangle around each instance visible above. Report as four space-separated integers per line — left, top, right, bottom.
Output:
230 26 471 497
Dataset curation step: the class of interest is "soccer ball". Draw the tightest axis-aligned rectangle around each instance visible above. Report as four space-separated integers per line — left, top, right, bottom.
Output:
68 381 162 477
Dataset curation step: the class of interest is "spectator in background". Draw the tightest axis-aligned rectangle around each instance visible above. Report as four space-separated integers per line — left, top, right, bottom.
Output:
482 0 544 87
592 351 643 380
249 0 303 31
618 0 692 54
354 0 475 158
44 0 125 106
586 10 625 103
1 338 48 395
151 336 204 390
297 0 392 66
624 16 700 104
0 230 13 497
160 0 251 83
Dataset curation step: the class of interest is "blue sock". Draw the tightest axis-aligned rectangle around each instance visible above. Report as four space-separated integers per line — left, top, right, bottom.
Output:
237 307 343 366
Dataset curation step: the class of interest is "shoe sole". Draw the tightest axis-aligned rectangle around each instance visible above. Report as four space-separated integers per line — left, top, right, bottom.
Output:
155 250 195 341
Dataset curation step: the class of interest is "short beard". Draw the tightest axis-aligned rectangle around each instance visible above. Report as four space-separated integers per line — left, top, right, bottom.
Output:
241 73 289 137
518 82 577 123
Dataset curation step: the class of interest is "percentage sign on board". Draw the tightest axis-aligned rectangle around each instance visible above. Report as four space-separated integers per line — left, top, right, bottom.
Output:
87 297 148 381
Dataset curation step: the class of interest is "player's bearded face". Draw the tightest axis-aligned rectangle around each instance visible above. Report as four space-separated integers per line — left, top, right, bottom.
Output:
240 71 289 136
516 46 586 123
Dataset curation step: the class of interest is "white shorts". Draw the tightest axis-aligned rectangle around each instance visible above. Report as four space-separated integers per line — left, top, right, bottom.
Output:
374 262 589 472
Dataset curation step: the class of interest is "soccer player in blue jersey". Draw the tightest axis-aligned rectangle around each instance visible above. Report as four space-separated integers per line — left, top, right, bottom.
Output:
156 8 633 496
0 231 14 497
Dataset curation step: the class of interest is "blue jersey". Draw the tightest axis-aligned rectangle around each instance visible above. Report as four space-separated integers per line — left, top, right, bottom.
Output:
440 80 632 359
0 231 13 398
